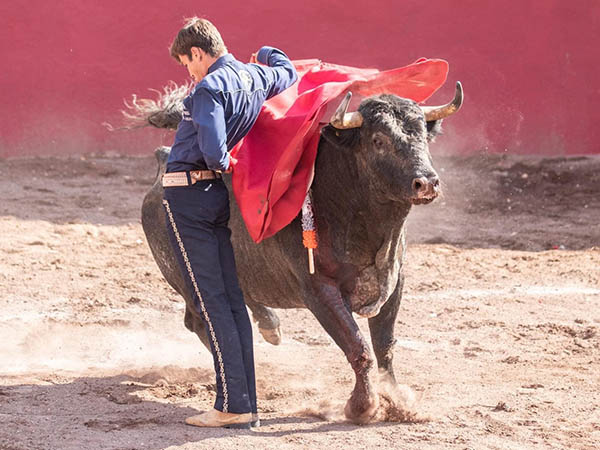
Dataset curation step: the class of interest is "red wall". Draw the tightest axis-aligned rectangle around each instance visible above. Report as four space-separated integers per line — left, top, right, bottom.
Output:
1 1 598 157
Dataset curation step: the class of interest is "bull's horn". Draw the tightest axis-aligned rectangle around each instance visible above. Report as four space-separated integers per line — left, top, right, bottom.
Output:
330 92 363 129
421 81 464 121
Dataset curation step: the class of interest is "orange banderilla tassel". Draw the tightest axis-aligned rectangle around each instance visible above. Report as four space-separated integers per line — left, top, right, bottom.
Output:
301 192 317 274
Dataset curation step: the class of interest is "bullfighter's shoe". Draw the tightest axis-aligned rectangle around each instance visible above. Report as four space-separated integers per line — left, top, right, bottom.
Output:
251 413 260 428
185 409 252 429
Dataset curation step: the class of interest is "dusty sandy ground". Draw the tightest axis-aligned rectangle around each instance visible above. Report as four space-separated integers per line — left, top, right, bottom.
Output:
0 152 599 450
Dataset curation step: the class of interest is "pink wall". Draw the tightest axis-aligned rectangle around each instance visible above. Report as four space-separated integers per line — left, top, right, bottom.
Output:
1 1 598 157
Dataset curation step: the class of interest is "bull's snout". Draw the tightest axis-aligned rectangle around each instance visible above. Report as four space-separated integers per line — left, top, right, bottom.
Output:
410 175 440 205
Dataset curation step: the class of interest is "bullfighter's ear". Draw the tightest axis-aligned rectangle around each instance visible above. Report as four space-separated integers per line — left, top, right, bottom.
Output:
426 119 443 143
320 125 360 149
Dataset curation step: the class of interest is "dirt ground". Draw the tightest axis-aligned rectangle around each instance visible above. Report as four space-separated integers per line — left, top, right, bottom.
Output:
0 151 598 450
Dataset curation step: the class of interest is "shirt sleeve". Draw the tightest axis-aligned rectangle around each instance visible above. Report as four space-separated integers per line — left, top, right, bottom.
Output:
256 46 298 99
190 88 231 172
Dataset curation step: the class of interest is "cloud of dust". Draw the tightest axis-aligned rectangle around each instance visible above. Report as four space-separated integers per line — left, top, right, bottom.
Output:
289 370 430 424
0 311 210 376
374 374 429 423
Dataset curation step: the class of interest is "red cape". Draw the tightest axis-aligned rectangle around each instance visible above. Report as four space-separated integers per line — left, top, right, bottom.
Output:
230 58 448 243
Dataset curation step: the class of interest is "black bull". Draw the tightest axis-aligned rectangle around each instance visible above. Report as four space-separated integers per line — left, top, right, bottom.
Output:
141 88 462 423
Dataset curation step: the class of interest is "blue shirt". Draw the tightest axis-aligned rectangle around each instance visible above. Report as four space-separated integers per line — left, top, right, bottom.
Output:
166 47 298 173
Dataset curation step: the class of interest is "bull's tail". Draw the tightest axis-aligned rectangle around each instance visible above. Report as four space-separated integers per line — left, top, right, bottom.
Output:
104 81 192 131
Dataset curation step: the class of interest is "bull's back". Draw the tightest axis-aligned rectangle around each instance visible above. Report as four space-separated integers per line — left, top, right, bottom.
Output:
141 147 189 298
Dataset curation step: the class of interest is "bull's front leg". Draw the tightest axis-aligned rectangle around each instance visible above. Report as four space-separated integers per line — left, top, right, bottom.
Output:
368 274 404 382
306 276 379 423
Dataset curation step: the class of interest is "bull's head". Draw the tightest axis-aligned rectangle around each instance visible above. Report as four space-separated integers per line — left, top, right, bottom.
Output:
321 82 463 205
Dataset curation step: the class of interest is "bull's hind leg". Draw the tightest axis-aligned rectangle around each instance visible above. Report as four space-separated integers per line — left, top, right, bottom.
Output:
307 278 379 424
368 275 404 383
185 300 281 348
245 300 282 345
184 305 212 351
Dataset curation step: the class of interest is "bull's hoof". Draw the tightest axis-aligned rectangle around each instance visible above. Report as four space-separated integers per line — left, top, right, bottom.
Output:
344 392 379 424
258 326 282 345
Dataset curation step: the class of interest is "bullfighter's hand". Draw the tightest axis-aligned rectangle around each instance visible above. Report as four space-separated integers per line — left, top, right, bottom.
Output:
249 53 257 64
224 155 238 173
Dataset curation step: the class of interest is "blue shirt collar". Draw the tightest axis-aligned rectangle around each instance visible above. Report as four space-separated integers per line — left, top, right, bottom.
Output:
207 53 236 75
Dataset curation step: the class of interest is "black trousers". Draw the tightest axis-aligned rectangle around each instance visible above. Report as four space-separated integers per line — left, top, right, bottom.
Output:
162 179 256 414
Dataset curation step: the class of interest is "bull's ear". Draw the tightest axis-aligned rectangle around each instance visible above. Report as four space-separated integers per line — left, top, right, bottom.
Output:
426 119 443 142
320 125 360 149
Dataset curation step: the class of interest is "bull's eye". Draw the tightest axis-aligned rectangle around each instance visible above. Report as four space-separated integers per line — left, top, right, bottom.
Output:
372 137 384 148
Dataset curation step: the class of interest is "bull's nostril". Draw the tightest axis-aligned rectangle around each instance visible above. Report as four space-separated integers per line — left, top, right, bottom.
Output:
412 177 427 193
432 178 440 188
